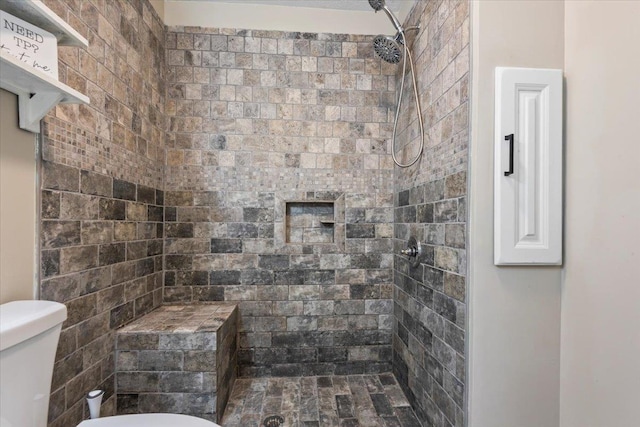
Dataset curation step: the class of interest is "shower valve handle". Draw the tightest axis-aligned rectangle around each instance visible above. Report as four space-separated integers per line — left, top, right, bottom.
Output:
401 247 418 257
401 237 422 268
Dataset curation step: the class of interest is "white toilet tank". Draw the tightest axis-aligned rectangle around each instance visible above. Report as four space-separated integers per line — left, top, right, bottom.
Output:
0 300 67 427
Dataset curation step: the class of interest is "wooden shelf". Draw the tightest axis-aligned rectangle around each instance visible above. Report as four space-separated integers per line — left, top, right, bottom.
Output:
0 51 89 132
0 0 87 47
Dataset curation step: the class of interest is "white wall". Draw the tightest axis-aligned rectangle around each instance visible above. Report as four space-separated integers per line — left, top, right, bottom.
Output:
470 1 640 426
149 0 165 21
0 89 37 303
162 0 411 34
468 1 564 426
560 2 640 426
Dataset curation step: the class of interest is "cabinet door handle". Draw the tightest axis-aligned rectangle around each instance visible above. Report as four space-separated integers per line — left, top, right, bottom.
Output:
504 133 514 176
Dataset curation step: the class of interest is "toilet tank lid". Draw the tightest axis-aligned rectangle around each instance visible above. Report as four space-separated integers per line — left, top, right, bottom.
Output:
0 300 67 351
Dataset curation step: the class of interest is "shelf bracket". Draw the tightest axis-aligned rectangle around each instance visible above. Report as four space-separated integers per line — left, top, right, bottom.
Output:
18 92 64 133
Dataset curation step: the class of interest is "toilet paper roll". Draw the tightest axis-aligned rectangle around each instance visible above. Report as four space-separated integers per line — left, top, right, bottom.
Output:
86 390 104 419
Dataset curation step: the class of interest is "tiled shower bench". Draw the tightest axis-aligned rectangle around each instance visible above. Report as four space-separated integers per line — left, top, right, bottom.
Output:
115 304 238 422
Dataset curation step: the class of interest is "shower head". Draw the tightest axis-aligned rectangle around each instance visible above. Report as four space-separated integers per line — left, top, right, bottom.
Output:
368 0 386 11
368 2 425 168
373 34 403 64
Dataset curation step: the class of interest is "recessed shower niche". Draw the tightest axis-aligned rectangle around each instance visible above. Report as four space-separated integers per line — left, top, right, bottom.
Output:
276 192 345 251
286 202 335 243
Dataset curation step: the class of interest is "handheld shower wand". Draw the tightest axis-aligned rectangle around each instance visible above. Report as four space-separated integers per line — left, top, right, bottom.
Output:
368 0 404 34
368 0 424 168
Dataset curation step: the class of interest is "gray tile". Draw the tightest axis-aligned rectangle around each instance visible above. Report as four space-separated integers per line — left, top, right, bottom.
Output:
42 161 79 192
370 393 394 416
81 170 112 197
41 221 81 249
222 375 418 427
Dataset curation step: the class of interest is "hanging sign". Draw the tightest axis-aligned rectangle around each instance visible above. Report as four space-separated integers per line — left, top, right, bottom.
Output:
0 9 58 79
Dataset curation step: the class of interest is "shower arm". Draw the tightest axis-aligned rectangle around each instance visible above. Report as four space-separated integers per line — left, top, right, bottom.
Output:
396 26 420 44
378 5 405 34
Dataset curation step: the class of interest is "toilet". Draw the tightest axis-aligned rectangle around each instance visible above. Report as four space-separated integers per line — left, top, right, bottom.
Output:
77 414 218 426
0 300 221 427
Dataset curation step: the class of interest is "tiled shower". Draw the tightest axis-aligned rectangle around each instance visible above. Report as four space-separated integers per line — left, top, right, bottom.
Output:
163 26 397 379
38 0 469 426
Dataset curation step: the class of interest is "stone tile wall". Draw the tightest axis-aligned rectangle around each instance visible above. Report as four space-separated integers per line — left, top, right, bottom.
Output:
41 162 165 426
392 1 470 426
115 304 238 422
163 27 398 377
41 0 166 189
38 1 166 425
33 1 471 425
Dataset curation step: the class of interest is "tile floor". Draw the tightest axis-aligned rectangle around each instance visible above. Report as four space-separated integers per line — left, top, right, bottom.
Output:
221 374 421 427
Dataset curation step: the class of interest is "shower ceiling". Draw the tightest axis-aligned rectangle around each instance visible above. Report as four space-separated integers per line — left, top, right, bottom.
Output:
160 0 417 34
172 0 413 14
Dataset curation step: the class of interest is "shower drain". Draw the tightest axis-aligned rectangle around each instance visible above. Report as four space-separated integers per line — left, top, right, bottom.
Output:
263 415 285 427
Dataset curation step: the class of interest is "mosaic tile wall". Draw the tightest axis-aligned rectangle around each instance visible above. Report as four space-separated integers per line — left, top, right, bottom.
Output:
163 27 398 377
392 1 470 426
38 1 166 426
41 0 166 189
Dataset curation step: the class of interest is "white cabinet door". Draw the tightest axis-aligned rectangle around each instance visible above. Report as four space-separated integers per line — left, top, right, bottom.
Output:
494 67 563 265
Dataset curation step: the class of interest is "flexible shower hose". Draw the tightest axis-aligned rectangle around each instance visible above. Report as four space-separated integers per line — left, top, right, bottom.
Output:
391 32 424 168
